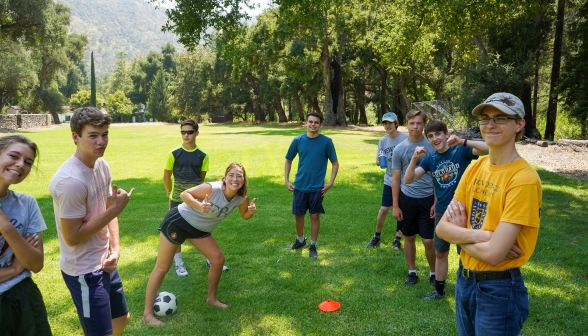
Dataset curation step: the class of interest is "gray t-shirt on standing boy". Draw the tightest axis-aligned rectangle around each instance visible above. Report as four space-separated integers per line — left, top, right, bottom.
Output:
391 137 435 198
377 132 408 187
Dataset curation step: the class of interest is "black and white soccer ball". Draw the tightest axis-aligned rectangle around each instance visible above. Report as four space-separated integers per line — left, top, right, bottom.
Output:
154 291 178 316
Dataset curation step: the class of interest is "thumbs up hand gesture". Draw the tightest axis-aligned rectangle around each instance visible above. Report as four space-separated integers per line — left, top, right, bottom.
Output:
247 198 257 214
201 194 211 213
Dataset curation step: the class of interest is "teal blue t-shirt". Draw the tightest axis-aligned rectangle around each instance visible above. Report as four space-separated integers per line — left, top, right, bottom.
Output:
419 145 477 213
285 133 337 193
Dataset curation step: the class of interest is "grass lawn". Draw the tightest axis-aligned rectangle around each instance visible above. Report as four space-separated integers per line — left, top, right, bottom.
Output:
11 122 588 335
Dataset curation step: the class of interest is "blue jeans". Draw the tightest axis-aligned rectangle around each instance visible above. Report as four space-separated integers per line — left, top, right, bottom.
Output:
455 267 529 336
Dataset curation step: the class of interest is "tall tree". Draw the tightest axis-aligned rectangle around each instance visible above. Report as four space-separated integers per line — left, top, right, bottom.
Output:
545 0 566 140
0 38 38 109
559 0 588 138
148 68 172 121
0 0 50 43
91 51 97 106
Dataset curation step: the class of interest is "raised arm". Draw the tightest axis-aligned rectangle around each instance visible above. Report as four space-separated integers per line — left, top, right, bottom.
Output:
447 135 489 157
404 146 427 184
60 184 134 247
180 183 213 212
239 197 257 219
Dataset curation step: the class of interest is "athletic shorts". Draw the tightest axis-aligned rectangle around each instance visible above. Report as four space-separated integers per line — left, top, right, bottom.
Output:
62 269 128 336
292 189 325 215
398 191 435 239
381 184 393 207
0 277 52 336
159 206 211 244
434 211 451 253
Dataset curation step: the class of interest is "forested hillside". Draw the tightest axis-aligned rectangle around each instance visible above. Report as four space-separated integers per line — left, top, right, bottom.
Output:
57 0 181 75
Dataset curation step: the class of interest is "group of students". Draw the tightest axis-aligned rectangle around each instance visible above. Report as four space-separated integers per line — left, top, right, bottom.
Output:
0 92 542 336
365 92 542 335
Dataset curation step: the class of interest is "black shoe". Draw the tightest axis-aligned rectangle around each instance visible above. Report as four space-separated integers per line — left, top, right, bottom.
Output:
309 245 318 258
392 239 402 251
366 236 380 248
430 275 435 286
290 238 307 250
405 273 419 286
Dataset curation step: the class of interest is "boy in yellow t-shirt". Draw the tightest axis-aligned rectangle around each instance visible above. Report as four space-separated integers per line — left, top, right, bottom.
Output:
437 92 542 336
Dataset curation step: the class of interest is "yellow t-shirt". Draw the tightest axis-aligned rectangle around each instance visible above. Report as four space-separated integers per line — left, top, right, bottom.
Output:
453 156 542 271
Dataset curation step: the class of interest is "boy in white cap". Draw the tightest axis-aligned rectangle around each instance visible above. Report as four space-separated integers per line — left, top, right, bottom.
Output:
366 112 408 249
437 92 542 335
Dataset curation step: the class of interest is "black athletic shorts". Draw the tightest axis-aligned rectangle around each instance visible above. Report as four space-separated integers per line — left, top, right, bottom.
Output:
159 207 211 244
398 191 435 239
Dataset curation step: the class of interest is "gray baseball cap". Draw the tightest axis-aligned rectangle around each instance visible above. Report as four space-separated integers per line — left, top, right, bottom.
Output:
382 112 398 123
472 92 525 118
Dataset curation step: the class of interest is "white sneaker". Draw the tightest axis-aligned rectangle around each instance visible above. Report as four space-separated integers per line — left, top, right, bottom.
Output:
205 259 229 272
175 263 189 276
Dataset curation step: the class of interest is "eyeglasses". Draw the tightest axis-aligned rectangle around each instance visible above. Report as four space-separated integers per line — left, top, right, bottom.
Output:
478 116 517 125
180 130 196 135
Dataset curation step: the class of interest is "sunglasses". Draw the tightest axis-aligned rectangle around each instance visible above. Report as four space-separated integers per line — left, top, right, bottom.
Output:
180 130 196 135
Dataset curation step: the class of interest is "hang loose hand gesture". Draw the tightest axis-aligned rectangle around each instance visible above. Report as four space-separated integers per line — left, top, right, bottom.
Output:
201 194 211 213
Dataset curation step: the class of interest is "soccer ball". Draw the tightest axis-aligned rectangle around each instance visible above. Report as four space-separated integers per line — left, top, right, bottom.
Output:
153 292 178 316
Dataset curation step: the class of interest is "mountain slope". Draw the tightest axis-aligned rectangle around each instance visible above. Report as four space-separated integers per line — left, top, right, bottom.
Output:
57 0 182 75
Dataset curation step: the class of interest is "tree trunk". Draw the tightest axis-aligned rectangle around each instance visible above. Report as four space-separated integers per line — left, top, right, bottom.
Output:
334 31 347 126
352 78 367 125
522 81 541 139
308 97 321 115
294 94 305 121
320 24 335 126
545 0 566 140
275 95 288 122
533 52 540 120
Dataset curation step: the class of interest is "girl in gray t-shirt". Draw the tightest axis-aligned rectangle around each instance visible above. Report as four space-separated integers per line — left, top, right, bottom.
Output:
0 135 51 335
143 162 257 326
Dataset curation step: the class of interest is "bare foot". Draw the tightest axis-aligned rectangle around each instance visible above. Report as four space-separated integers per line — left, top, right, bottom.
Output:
206 299 228 309
142 314 165 326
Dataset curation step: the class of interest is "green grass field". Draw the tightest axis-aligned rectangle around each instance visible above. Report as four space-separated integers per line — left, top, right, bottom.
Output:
11 123 588 335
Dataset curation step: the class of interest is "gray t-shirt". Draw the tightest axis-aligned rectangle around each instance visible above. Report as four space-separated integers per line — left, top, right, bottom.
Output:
0 190 47 294
377 132 408 186
178 181 245 232
391 137 435 198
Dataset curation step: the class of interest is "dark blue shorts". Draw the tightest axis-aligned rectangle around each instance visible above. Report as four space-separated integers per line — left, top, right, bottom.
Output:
62 269 128 336
398 191 435 239
434 211 451 253
381 184 393 207
292 189 325 215
159 207 211 244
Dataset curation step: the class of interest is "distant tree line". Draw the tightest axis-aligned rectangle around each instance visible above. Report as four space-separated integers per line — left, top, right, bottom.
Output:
2 0 587 139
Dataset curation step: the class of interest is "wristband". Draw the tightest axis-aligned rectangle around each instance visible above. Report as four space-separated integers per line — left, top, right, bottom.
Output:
463 139 468 147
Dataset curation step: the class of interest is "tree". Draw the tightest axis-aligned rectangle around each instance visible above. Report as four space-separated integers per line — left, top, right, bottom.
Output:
0 0 50 43
91 51 96 106
148 68 172 121
545 0 566 140
559 0 588 138
108 53 133 95
106 90 134 122
152 0 254 47
69 90 91 108
0 38 38 109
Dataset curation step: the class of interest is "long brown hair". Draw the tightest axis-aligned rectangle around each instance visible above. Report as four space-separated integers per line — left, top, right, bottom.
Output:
222 162 248 197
